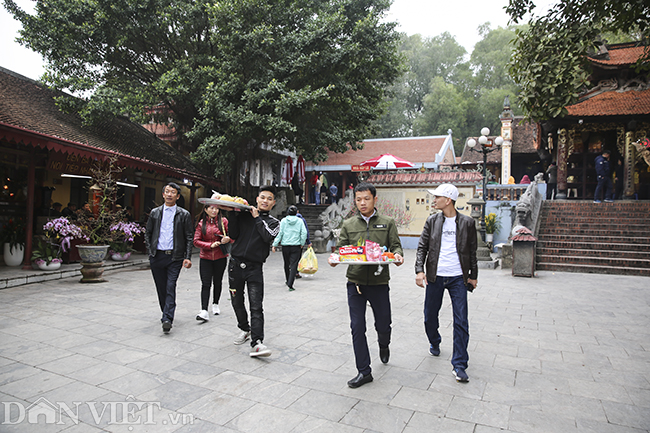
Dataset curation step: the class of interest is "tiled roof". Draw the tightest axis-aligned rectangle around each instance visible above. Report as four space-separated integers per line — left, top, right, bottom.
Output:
310 136 448 166
566 89 650 117
590 45 647 67
0 67 210 180
460 118 539 164
366 171 482 186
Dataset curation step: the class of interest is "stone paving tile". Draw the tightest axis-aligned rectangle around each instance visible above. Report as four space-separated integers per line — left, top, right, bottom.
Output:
340 400 413 433
388 385 453 416
99 370 167 397
288 388 358 421
508 405 580 433
66 361 135 386
289 415 365 433
178 391 255 426
601 400 650 431
237 378 308 409
37 353 103 376
446 395 510 430
225 402 308 433
403 411 475 433
1 369 75 400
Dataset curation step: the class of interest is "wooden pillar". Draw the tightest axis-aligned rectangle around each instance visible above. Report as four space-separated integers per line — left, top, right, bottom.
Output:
556 129 568 199
189 182 196 220
624 131 635 198
22 148 35 269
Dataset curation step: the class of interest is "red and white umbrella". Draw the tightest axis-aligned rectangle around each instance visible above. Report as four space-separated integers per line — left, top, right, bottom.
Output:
281 156 293 186
296 155 306 183
360 154 415 169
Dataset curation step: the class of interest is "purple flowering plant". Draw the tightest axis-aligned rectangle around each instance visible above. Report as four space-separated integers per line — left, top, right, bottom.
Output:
109 221 144 254
32 217 86 265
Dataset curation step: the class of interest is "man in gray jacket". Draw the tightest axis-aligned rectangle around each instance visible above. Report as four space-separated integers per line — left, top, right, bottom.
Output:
415 184 477 382
145 182 193 334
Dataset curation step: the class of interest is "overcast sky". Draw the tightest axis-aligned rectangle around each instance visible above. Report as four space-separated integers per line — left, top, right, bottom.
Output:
0 0 555 82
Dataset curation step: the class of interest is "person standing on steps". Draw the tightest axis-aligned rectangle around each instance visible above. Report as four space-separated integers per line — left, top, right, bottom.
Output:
145 182 193 334
415 184 477 383
272 205 307 291
329 182 404 389
227 185 279 357
193 202 232 322
594 149 614 203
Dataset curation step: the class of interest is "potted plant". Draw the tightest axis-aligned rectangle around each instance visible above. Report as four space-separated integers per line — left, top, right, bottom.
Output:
485 212 501 243
31 238 63 270
1 217 26 267
33 217 86 270
109 221 144 261
74 157 128 282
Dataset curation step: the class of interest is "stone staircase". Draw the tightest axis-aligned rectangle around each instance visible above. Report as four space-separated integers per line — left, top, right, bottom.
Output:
535 201 650 276
296 204 330 240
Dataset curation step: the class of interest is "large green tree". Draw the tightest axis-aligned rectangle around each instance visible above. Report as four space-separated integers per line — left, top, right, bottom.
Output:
4 0 402 180
375 25 522 153
507 0 650 121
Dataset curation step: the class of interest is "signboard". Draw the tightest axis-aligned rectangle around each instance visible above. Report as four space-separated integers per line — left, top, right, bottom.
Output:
47 152 96 176
351 165 371 172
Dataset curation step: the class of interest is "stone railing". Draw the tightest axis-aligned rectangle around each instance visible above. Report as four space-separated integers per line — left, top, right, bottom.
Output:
485 184 528 201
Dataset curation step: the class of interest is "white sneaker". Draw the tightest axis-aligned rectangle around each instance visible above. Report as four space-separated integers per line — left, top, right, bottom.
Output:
212 304 220 315
196 310 209 322
250 342 271 357
233 330 251 345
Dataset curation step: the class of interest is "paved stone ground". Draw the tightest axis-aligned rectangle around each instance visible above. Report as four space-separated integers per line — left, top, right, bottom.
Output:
0 250 648 432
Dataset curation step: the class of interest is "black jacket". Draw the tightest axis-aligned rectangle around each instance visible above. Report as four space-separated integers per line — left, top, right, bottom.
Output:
415 212 478 284
145 205 193 261
595 155 610 178
228 210 279 263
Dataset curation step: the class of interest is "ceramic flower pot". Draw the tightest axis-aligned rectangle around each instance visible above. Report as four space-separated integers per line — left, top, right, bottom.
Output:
76 245 109 283
486 233 494 243
111 252 131 261
38 261 62 271
3 243 24 267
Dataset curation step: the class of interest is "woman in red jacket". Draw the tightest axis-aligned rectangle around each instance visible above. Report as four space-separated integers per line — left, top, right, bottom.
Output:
193 205 231 322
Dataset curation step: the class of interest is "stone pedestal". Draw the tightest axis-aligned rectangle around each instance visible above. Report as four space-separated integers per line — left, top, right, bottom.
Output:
79 261 106 283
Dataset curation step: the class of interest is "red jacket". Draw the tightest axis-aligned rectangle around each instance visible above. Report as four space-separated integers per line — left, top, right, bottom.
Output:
193 218 231 260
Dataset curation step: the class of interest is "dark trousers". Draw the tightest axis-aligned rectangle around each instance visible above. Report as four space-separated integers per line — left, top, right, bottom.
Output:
347 282 391 376
546 183 556 200
150 251 183 323
229 258 265 347
424 275 469 369
199 257 227 310
594 175 613 201
282 245 302 289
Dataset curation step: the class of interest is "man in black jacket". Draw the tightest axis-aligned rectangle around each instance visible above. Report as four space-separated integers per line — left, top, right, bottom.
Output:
145 182 193 334
228 185 279 357
415 184 477 383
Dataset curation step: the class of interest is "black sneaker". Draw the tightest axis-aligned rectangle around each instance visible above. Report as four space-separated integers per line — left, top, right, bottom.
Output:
452 367 469 382
429 344 440 356
162 321 172 334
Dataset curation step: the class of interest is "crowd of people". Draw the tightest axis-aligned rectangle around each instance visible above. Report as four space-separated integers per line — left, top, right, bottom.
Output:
144 180 478 387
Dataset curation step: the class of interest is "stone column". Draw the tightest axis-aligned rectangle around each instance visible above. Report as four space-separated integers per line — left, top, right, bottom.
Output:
556 128 568 199
501 141 512 184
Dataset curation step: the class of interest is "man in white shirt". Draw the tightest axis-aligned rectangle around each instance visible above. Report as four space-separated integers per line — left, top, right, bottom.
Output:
414 184 478 382
145 183 193 334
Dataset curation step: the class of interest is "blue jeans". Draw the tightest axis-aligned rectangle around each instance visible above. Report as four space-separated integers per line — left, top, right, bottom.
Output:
347 282 391 375
424 275 469 369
